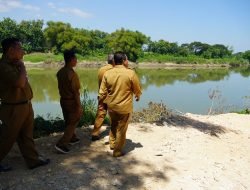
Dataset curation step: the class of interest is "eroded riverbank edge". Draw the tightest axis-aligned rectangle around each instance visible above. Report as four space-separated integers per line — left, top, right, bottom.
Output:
24 61 234 69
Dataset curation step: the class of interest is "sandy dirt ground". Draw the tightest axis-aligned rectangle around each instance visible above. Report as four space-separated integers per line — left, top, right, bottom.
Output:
0 113 249 190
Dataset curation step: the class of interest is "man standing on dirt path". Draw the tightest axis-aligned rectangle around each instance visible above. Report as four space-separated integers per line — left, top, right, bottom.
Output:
91 54 114 141
55 50 83 154
99 52 142 157
0 38 50 172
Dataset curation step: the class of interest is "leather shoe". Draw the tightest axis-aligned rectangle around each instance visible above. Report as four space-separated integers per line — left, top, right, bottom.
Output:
113 151 125 157
0 164 12 172
29 158 50 169
91 135 100 141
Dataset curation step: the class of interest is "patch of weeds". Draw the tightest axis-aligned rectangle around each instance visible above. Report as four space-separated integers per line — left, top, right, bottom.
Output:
131 101 174 125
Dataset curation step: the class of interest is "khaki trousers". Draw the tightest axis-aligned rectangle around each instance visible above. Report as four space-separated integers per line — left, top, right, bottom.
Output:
57 100 80 147
92 101 107 137
108 112 131 155
0 102 39 168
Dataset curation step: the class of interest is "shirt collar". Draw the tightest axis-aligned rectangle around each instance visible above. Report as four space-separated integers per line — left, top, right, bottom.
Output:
114 65 126 68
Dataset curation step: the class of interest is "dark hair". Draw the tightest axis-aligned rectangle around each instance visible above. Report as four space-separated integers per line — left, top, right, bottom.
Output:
114 51 127 65
63 50 76 64
1 37 20 54
107 54 114 64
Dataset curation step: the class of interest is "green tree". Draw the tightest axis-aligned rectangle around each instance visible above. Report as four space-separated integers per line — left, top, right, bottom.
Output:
44 21 92 55
242 50 250 63
89 30 110 53
188 41 210 56
206 44 232 58
60 29 92 55
107 28 149 62
0 18 19 51
19 20 45 53
178 43 190 56
44 21 72 53
148 40 179 55
0 18 45 53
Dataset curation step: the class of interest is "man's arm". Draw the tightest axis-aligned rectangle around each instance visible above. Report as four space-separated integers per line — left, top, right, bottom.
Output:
0 61 27 88
14 61 27 88
132 73 142 101
98 75 108 102
71 73 83 117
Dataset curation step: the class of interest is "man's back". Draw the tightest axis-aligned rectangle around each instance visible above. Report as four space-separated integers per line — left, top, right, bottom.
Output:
97 64 113 87
57 66 80 100
99 65 141 114
0 59 32 103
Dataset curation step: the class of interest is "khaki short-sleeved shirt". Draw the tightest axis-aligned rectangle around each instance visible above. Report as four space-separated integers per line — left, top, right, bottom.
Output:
99 65 142 114
97 64 113 88
57 66 80 100
0 58 33 103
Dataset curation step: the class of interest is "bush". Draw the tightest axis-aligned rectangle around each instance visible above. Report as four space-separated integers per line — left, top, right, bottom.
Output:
34 115 65 138
236 109 250 114
131 101 173 124
79 88 98 125
33 89 110 138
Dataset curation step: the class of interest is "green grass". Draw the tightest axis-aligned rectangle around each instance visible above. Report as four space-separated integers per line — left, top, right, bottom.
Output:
7 52 250 66
137 53 249 65
23 52 107 63
78 52 106 61
235 108 250 114
24 53 63 63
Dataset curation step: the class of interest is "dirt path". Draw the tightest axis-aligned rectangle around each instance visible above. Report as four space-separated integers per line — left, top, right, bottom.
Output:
0 113 250 190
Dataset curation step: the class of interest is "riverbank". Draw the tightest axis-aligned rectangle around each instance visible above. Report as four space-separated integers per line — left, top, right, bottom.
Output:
24 61 236 69
1 113 249 190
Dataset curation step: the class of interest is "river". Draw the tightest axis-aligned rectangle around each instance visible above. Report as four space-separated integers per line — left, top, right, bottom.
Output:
28 67 250 118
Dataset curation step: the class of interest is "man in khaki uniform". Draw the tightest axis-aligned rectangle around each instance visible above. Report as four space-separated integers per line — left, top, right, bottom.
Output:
55 50 83 154
99 52 142 157
0 38 50 172
91 54 114 141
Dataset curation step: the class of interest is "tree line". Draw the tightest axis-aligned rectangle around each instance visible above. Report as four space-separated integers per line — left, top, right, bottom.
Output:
0 18 249 63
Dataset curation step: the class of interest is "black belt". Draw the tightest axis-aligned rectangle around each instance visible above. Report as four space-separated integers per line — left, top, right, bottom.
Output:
1 100 30 105
61 98 74 100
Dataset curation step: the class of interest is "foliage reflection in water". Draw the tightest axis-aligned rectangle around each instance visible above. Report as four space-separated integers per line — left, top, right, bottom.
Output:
28 66 250 117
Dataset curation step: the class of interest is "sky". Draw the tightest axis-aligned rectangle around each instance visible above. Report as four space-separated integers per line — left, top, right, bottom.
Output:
0 0 249 53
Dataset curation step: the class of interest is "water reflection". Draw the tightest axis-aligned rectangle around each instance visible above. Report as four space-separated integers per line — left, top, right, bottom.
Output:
28 66 250 117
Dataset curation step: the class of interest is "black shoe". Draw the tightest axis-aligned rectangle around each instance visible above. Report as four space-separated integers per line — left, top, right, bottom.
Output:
29 158 50 169
113 151 126 157
69 137 80 145
91 135 100 141
0 164 12 172
55 144 70 154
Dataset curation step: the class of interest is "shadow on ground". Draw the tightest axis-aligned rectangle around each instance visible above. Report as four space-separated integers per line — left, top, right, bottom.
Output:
132 114 229 137
0 126 173 190
156 114 234 137
131 101 236 137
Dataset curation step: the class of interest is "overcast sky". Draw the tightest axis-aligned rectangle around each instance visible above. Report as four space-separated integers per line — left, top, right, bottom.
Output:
0 0 249 52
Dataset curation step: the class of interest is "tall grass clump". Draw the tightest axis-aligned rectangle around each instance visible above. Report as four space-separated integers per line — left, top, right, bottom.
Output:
235 95 250 114
131 101 173 124
79 87 97 126
34 88 104 138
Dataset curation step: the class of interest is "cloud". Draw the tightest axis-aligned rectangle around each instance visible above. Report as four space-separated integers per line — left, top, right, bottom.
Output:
0 0 40 12
48 2 56 9
48 2 91 18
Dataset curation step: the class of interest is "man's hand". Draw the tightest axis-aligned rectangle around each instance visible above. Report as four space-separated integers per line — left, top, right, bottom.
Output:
14 61 26 72
135 96 140 101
